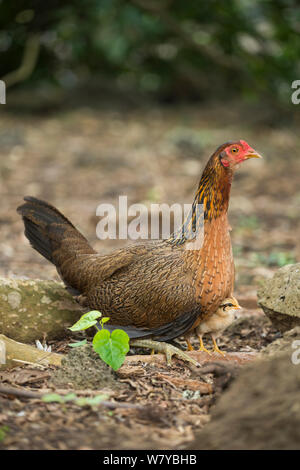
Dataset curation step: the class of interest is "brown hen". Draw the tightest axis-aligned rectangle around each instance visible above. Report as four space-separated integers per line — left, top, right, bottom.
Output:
17 140 261 365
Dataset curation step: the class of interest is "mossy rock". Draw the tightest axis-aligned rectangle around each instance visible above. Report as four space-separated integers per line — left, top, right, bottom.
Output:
257 264 300 332
0 277 82 343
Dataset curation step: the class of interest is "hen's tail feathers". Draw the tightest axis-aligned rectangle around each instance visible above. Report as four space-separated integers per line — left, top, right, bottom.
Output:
17 197 96 293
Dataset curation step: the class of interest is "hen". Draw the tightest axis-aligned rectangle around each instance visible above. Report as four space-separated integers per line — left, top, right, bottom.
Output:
17 140 261 365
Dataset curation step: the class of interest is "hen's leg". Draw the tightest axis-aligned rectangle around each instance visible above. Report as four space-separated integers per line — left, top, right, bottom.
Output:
211 335 226 356
185 334 194 351
197 335 211 355
130 339 200 367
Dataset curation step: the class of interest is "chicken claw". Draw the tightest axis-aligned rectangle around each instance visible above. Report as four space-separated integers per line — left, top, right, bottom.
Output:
131 339 200 367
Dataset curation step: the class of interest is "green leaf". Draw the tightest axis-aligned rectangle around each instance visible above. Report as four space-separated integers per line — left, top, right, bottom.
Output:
63 393 77 402
42 392 108 407
74 397 90 407
0 426 9 442
42 393 65 403
92 328 129 371
42 392 77 403
69 339 87 348
69 310 102 331
75 394 108 407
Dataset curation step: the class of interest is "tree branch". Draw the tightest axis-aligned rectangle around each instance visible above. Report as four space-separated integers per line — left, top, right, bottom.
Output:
2 34 40 88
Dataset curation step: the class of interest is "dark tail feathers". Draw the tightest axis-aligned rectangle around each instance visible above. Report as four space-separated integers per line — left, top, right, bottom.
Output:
17 196 94 265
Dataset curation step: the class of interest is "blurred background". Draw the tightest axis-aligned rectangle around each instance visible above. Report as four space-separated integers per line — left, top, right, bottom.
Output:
2 0 300 105
0 0 300 296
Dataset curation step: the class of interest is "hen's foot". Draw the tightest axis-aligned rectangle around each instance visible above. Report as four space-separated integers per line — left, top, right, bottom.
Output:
185 338 194 351
131 339 200 367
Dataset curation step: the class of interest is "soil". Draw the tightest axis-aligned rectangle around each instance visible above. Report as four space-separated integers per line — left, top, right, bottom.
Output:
0 99 299 449
189 331 300 450
0 311 280 450
51 344 121 391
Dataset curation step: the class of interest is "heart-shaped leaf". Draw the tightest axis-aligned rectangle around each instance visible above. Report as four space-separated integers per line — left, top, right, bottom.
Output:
92 329 129 371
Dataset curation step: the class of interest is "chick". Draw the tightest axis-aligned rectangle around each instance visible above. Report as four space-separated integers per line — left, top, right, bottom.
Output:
197 296 241 356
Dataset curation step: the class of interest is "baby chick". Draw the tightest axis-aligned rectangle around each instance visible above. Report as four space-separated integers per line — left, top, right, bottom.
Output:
197 296 241 356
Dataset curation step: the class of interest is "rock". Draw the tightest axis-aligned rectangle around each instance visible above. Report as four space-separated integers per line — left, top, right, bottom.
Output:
259 327 300 359
0 278 83 343
188 342 300 450
257 263 300 332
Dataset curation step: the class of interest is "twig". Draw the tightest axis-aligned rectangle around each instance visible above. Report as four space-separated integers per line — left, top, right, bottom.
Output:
0 385 41 399
0 334 63 370
2 35 40 88
125 350 257 366
12 359 47 369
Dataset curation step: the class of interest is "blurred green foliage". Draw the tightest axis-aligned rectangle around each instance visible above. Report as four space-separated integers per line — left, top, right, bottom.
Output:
1 0 300 102
253 251 296 267
0 425 9 442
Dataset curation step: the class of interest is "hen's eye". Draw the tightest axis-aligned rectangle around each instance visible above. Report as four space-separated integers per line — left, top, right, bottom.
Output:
231 147 239 154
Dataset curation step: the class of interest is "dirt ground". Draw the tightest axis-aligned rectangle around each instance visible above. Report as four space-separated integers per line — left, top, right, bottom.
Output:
189 330 300 450
0 99 299 449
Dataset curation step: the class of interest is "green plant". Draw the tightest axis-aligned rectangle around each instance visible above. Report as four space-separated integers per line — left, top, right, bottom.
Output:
68 339 87 348
69 310 130 371
252 251 296 267
0 425 9 442
42 392 109 407
1 1 299 104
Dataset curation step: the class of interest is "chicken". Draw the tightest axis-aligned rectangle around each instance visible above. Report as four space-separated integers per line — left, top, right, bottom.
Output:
196 296 241 356
17 140 261 365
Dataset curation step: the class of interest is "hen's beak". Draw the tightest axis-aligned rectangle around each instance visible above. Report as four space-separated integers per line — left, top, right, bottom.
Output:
245 150 263 159
233 305 242 310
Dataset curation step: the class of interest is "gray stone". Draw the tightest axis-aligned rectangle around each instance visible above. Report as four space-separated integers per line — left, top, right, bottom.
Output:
257 263 300 332
0 277 82 343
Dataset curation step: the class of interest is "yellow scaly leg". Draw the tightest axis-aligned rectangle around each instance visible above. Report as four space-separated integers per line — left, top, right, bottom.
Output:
211 335 226 356
185 338 194 351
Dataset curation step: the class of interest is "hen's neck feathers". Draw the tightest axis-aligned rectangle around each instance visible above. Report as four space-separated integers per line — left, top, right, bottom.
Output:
169 151 233 246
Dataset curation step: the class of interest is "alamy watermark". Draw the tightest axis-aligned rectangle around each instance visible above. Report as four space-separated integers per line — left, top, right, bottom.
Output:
95 196 204 250
0 80 6 104
291 80 300 104
291 340 300 365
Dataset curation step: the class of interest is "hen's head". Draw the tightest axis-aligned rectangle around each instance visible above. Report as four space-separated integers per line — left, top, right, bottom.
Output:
218 140 262 169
